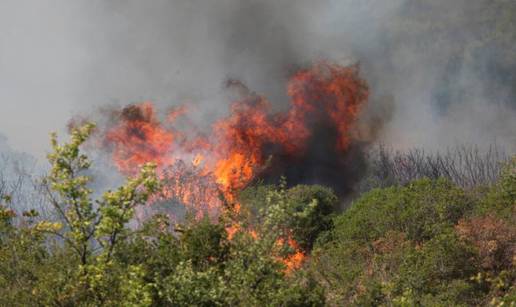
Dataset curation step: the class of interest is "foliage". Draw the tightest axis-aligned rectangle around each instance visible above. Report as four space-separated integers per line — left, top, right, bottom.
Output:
331 178 472 244
0 124 514 306
475 156 516 221
312 161 515 306
240 179 337 252
0 124 326 306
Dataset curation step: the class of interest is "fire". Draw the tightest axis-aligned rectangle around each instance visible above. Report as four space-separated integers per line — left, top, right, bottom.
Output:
105 102 176 175
192 154 203 167
283 239 306 273
100 61 368 271
287 62 367 151
274 235 307 273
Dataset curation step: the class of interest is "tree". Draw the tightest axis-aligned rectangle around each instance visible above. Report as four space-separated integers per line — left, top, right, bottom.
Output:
35 123 160 305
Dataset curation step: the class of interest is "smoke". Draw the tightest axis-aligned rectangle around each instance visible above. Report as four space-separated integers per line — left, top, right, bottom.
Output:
73 0 515 153
0 132 47 213
1 0 514 159
74 0 324 123
0 1 90 157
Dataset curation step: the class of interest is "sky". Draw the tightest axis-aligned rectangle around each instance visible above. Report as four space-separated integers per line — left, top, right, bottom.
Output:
0 1 88 157
1 0 514 160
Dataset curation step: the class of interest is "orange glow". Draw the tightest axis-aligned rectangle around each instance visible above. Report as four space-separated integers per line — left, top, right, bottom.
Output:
273 235 306 273
102 62 367 271
283 250 306 273
105 102 176 175
282 237 306 273
166 105 188 122
192 154 203 167
225 224 241 241
287 62 368 150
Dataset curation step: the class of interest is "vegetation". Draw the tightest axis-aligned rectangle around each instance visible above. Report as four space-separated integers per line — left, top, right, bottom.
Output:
312 170 515 306
0 125 514 306
360 144 509 191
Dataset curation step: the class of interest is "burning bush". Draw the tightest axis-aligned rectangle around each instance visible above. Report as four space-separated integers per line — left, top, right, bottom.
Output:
0 122 514 306
100 61 369 219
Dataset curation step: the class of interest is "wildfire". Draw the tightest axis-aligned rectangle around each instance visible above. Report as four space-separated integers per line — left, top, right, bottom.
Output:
275 235 307 273
105 102 176 174
101 61 368 271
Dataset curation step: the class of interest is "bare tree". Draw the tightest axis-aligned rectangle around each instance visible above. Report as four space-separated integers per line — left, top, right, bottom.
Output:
359 144 510 192
0 153 52 220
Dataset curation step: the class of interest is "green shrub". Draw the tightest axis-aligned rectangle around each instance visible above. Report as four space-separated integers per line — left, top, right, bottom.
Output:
331 178 472 244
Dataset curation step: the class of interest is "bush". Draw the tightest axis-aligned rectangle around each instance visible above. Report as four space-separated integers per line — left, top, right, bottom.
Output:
0 123 513 306
311 171 515 306
331 178 472 244
240 181 338 252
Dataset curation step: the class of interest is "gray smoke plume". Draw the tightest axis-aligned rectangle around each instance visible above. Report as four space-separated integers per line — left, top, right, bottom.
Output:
0 0 514 158
76 0 516 152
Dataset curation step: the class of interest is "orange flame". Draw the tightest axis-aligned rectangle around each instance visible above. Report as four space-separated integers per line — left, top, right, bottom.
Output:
101 61 368 270
274 235 307 273
105 101 176 175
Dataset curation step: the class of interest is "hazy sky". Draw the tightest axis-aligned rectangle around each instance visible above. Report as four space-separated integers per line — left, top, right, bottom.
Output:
0 1 87 157
1 0 514 160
